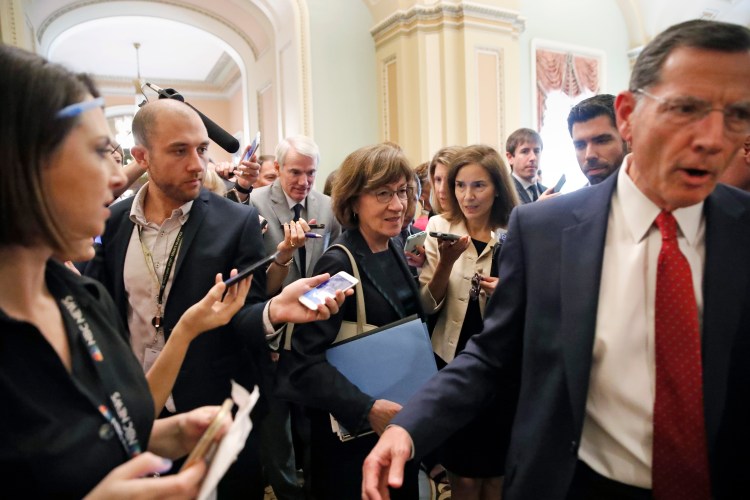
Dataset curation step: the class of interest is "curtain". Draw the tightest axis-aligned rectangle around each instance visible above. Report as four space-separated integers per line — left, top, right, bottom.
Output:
536 49 600 130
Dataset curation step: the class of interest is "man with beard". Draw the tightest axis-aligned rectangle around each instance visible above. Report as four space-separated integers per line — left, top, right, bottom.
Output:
567 94 628 185
86 98 348 499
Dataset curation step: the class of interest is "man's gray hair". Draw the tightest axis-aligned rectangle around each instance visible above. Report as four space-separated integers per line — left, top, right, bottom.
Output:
630 19 750 92
275 135 320 169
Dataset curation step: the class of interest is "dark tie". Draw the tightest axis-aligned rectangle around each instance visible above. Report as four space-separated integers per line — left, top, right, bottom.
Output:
652 211 711 500
293 203 306 277
528 185 538 202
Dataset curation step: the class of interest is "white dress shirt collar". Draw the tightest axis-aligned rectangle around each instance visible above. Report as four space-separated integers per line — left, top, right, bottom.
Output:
129 182 194 227
618 155 703 245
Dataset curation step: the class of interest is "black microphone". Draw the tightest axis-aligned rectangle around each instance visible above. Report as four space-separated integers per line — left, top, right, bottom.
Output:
144 83 240 154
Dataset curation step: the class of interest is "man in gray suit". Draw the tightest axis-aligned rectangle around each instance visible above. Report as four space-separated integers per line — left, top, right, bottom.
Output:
250 135 341 287
249 135 341 499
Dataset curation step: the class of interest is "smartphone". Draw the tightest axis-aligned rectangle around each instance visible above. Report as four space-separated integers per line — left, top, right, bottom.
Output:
242 131 261 162
180 398 233 471
429 231 461 241
404 231 427 253
280 223 326 229
260 218 269 231
298 271 358 310
552 174 566 193
223 251 279 289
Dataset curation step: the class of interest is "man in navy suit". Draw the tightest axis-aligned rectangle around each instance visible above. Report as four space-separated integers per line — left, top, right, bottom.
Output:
85 98 348 499
363 19 750 500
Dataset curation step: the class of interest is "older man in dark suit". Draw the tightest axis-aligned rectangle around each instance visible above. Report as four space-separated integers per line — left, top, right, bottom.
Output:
363 19 750 500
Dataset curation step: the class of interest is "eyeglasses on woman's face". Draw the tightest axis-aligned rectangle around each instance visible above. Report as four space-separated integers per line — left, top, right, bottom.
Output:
371 186 410 204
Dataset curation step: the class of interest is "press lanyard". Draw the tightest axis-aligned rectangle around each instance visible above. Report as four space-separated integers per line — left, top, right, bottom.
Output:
59 294 143 458
138 225 184 335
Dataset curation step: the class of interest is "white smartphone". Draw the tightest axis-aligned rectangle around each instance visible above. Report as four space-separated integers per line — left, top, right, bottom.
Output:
403 231 427 254
299 271 358 310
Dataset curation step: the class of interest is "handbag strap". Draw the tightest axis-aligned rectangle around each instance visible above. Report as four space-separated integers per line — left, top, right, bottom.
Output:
330 244 366 333
282 243 367 350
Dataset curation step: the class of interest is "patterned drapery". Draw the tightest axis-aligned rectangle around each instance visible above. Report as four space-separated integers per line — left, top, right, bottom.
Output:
536 49 600 130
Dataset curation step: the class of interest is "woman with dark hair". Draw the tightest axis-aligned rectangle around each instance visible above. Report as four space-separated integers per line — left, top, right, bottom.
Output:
0 45 254 498
281 143 423 499
420 144 519 499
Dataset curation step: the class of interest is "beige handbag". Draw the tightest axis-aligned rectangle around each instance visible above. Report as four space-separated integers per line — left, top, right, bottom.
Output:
283 244 375 350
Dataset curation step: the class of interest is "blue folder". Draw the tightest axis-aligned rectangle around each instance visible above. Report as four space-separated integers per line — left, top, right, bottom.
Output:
325 314 438 406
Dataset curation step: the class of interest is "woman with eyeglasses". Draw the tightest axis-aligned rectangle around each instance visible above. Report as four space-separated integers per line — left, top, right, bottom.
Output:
420 144 519 499
0 45 255 498
279 143 424 499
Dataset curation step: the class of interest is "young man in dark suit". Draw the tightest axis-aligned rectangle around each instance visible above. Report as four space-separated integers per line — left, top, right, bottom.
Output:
364 19 750 500
85 98 348 499
505 127 558 203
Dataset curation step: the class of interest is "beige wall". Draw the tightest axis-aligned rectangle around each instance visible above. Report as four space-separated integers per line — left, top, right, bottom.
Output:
371 1 524 165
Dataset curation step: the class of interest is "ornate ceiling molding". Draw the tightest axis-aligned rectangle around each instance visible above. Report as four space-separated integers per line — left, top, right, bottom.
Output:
36 0 260 59
370 1 526 46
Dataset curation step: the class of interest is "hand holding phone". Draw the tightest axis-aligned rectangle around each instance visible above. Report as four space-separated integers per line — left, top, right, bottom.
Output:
429 231 461 241
181 398 233 471
242 131 261 162
404 231 427 253
223 252 279 289
298 271 358 310
552 174 566 193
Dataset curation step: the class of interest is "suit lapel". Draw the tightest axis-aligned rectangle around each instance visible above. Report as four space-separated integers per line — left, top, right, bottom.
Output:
269 180 294 225
701 187 750 455
173 190 209 277
560 176 616 429
110 200 137 320
269 182 304 275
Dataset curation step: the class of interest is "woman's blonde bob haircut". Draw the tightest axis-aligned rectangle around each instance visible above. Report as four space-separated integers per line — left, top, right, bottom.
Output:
332 142 413 229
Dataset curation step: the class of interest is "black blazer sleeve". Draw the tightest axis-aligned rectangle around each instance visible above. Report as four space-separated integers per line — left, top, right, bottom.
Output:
281 246 375 433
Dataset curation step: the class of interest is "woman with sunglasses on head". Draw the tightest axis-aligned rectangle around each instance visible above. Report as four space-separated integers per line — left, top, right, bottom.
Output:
0 45 256 499
279 143 424 499
420 144 519 499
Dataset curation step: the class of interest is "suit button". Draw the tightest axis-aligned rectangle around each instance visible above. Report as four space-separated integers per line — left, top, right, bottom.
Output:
570 440 578 454
99 423 114 441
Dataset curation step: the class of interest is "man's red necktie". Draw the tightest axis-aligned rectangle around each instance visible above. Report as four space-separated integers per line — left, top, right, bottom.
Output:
652 210 711 499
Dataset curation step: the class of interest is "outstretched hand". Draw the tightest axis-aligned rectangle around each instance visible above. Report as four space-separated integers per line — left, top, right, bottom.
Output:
361 426 414 500
175 272 251 342
268 273 353 325
538 186 561 202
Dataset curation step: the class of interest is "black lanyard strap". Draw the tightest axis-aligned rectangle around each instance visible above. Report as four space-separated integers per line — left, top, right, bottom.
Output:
138 225 184 330
59 294 143 458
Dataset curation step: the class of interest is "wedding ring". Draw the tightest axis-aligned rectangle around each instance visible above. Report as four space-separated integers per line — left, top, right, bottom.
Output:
291 241 296 248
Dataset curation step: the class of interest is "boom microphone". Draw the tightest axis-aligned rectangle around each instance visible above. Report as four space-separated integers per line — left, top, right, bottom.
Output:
144 83 240 154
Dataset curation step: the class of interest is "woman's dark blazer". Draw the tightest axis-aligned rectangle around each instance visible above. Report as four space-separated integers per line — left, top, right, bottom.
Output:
279 228 425 434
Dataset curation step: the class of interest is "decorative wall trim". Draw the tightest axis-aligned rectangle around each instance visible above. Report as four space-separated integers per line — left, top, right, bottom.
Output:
293 0 313 137
382 55 398 143
370 1 525 46
475 47 504 149
36 0 260 59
